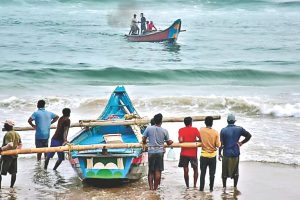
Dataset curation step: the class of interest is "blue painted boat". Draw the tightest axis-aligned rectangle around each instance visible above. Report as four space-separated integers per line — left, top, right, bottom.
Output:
68 86 147 183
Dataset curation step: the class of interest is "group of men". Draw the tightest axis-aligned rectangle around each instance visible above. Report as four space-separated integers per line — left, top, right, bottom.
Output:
142 113 252 191
0 100 71 188
129 13 157 35
0 101 251 191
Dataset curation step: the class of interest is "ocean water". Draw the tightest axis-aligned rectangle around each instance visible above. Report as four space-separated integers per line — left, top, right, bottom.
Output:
0 0 300 167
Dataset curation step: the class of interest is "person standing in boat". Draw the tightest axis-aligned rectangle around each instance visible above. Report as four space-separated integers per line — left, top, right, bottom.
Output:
142 113 173 190
199 116 220 192
129 14 139 35
0 120 22 189
28 100 59 161
178 117 201 188
44 108 71 170
219 113 252 190
140 13 146 34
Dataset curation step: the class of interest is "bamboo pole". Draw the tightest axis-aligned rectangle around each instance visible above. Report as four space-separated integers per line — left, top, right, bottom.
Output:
6 115 220 132
0 142 202 156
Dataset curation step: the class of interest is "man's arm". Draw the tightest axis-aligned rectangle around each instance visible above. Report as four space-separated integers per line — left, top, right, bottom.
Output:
196 129 201 142
28 117 36 129
63 126 70 144
218 131 224 161
178 130 183 143
0 142 13 151
51 115 59 124
218 143 223 161
238 129 252 147
164 130 173 146
142 127 149 144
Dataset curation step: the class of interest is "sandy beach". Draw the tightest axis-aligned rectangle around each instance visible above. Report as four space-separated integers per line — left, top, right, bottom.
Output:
1 158 299 200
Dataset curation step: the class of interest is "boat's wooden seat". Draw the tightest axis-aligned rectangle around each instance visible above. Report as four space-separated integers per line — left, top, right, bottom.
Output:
103 134 124 143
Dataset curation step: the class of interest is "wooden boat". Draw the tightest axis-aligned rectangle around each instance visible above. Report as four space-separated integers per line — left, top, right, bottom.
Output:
68 86 147 183
125 19 181 42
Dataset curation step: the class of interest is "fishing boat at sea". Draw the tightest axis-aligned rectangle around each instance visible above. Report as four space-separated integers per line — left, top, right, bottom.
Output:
125 19 181 42
68 86 147 183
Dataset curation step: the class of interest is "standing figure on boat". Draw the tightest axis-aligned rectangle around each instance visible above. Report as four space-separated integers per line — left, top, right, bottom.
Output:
147 21 157 32
140 13 146 34
28 100 59 161
0 120 22 189
129 14 139 35
142 113 173 190
44 108 71 170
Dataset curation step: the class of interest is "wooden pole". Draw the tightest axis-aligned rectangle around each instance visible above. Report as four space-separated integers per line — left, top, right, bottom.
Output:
0 142 202 156
7 115 221 132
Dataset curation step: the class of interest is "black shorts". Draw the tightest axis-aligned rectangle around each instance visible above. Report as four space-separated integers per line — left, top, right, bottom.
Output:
0 156 17 175
35 139 48 148
148 153 164 172
178 156 198 168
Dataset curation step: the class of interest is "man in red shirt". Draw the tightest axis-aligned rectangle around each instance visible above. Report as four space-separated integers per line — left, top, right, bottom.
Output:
178 117 201 188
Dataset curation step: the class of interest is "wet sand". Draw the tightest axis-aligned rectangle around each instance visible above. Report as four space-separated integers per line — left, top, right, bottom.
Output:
0 158 299 200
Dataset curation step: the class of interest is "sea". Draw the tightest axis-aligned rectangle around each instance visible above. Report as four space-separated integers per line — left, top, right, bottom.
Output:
0 0 300 197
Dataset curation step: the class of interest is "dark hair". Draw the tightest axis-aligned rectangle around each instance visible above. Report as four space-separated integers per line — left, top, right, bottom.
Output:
134 14 136 17
184 117 192 126
62 108 71 117
37 100 45 108
153 113 163 125
205 116 213 127
227 120 235 125
150 118 155 126
4 123 13 131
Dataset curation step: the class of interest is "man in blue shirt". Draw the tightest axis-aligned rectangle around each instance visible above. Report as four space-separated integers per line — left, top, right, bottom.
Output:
28 100 59 161
218 113 251 190
142 113 173 190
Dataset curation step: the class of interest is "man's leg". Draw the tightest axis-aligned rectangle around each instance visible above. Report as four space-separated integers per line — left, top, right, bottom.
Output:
183 166 189 188
10 173 16 188
148 171 154 190
37 153 42 161
0 175 2 189
199 156 208 191
208 157 216 191
191 157 198 188
222 177 227 189
44 157 50 170
234 175 239 188
53 160 62 170
154 170 161 190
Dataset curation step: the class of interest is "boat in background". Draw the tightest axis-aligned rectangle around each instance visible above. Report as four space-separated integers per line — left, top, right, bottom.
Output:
125 19 181 42
68 86 147 184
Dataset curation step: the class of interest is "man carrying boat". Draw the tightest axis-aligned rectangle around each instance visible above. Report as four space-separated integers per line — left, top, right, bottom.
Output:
28 100 59 161
142 113 173 190
178 117 201 188
0 120 22 188
44 108 71 170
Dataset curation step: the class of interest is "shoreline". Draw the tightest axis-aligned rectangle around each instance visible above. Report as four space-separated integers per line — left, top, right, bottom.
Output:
0 158 299 199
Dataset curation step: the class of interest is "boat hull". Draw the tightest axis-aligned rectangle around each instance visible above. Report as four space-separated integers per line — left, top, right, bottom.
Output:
125 19 181 42
68 86 148 184
68 152 147 181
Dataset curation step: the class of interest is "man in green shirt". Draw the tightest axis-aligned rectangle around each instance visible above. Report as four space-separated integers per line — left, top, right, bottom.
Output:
0 120 22 188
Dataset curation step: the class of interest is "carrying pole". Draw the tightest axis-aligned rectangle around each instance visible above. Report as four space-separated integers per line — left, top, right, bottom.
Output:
0 142 202 156
8 115 221 132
